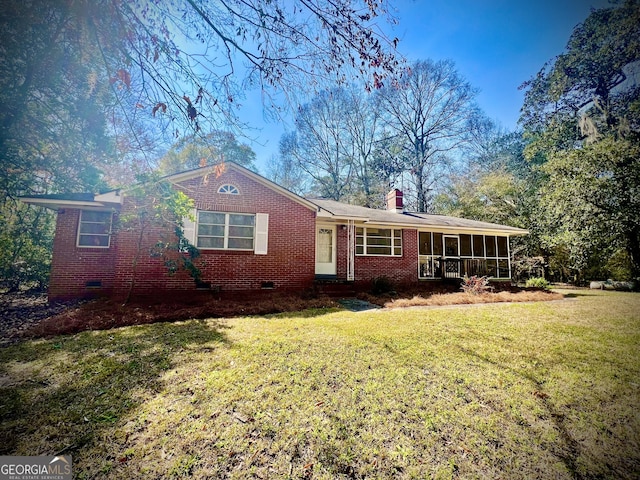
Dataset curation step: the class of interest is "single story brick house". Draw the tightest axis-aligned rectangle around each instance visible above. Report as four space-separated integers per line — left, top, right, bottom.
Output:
21 162 528 301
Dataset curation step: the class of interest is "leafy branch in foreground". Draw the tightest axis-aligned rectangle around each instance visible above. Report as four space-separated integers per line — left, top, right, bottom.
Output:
117 174 200 303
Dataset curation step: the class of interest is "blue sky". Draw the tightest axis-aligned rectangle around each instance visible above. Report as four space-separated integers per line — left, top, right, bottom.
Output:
243 0 612 172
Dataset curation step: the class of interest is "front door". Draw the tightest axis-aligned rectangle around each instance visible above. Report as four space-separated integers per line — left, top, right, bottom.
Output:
315 225 337 276
443 235 460 278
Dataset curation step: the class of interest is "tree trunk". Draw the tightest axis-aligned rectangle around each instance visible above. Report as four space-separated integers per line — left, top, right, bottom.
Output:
124 225 146 305
627 226 640 285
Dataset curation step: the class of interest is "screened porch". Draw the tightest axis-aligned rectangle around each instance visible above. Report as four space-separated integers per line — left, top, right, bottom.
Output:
418 232 512 280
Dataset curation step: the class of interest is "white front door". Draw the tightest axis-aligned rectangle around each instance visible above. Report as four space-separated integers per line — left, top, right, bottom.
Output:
315 225 337 276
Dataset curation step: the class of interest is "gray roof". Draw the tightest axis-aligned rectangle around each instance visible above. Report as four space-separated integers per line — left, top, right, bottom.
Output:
309 198 528 235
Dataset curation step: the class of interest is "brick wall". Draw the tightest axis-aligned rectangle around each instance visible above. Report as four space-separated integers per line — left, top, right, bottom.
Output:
49 209 116 300
336 226 419 288
49 168 433 300
110 168 317 298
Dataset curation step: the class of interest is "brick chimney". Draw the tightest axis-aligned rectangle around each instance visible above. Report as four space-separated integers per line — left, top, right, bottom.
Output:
386 189 403 213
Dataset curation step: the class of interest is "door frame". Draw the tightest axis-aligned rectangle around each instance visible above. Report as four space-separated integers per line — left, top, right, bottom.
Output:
443 234 460 278
315 224 337 276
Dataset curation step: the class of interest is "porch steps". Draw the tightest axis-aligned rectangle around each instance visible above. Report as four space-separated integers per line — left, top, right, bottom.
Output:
314 279 357 298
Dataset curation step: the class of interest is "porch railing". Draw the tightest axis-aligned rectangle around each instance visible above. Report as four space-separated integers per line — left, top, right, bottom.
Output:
420 256 509 280
438 258 491 279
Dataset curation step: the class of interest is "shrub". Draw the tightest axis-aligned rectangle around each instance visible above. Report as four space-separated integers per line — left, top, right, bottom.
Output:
460 275 491 295
525 277 550 290
370 276 395 295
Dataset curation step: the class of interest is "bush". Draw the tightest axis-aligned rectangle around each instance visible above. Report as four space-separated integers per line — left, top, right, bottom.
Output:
370 276 395 295
460 275 491 295
525 277 550 290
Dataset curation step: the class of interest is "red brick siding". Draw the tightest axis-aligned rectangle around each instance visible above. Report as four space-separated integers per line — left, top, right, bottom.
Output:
336 227 419 287
108 169 317 298
49 209 116 300
49 168 434 300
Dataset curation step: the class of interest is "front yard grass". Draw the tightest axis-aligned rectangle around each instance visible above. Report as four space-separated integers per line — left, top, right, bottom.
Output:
1 289 638 479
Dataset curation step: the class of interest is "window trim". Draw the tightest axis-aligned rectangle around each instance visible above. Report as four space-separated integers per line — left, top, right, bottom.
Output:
356 226 403 257
196 211 255 251
77 210 113 248
217 184 240 195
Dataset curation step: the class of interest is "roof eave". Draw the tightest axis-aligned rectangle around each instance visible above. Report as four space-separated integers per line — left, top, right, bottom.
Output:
19 197 120 211
362 220 527 235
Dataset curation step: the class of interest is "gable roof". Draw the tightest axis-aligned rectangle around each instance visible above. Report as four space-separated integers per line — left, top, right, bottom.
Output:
19 162 317 212
310 198 528 236
164 162 318 211
19 162 528 236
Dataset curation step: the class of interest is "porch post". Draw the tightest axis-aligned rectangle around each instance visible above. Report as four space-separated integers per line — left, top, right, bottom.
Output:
507 235 512 280
347 220 355 281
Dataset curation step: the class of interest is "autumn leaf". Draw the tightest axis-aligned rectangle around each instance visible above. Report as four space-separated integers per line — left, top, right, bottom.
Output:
112 69 131 89
187 104 197 121
213 163 226 178
152 102 167 117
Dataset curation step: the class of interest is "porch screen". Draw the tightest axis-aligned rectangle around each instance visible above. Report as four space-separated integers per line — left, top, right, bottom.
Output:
418 232 511 279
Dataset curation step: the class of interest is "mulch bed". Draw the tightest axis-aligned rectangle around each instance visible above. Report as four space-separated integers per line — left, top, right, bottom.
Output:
0 291 87 347
1 283 557 346
1 291 339 344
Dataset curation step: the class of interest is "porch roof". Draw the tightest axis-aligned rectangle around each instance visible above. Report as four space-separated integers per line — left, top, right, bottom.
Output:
18 192 121 211
309 198 529 236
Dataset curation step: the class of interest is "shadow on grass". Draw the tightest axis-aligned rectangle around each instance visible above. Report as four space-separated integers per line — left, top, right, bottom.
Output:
562 292 600 298
263 307 343 320
0 319 229 459
457 346 582 480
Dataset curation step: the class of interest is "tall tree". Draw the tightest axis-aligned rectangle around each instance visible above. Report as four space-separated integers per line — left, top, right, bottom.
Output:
340 88 387 206
1 0 401 288
266 151 308 196
520 0 640 135
538 137 640 281
158 132 257 175
0 1 116 289
375 59 481 212
278 88 357 200
276 86 387 204
520 0 640 280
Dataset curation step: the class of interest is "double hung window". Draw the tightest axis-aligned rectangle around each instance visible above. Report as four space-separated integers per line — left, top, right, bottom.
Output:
356 227 402 256
77 211 112 248
197 212 255 250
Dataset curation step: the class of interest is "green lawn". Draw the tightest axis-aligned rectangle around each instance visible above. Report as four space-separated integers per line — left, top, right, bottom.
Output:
1 290 639 479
